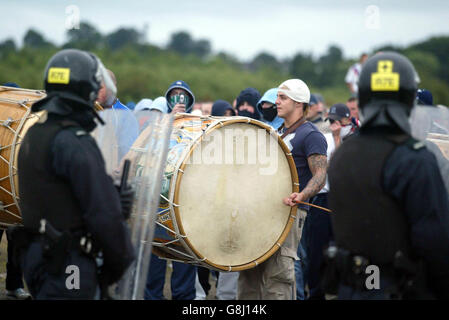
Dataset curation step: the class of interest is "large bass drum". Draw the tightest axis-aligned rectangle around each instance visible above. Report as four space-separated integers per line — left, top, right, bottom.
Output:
135 114 299 272
0 86 45 229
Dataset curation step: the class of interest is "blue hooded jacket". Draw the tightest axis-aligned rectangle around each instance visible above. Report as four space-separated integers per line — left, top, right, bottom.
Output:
165 80 195 113
257 88 284 130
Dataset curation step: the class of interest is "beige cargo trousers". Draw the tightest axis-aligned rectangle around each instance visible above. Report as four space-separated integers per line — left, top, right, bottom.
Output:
237 208 307 300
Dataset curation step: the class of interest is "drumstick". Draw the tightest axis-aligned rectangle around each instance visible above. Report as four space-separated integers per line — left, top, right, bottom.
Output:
294 200 332 213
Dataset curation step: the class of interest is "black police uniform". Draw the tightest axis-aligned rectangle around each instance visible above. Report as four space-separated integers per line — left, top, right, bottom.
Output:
326 52 449 300
16 49 135 299
328 126 449 299
18 94 134 299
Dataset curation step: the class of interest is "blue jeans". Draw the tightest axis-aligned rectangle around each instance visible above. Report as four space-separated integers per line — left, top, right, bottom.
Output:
303 193 333 299
144 253 196 300
295 235 308 300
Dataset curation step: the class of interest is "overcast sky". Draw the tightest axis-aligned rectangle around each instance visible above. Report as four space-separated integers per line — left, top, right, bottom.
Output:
2 0 449 61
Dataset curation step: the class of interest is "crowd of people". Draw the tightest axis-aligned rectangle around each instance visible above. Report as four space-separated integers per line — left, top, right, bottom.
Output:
1 48 448 300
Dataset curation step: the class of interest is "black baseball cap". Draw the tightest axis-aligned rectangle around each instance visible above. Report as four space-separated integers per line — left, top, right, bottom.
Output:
327 103 350 121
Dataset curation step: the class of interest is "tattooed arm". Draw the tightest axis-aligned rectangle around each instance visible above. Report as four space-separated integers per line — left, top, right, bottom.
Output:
283 154 327 206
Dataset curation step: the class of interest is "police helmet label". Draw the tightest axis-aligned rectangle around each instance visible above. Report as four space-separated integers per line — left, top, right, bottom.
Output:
371 60 400 91
47 67 71 84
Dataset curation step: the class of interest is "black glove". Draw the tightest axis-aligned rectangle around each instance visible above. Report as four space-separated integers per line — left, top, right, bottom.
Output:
115 185 135 220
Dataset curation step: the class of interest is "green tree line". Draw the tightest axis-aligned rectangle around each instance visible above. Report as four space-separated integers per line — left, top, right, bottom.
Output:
1 21 448 107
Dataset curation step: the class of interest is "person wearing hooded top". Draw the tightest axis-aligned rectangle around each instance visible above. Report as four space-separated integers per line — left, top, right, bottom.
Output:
134 97 169 133
257 88 284 130
145 81 197 301
211 99 236 116
235 88 261 120
327 52 449 299
13 49 135 299
134 98 154 114
165 80 195 114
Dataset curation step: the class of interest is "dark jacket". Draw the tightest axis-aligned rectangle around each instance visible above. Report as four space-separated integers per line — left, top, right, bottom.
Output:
235 87 261 120
19 94 135 299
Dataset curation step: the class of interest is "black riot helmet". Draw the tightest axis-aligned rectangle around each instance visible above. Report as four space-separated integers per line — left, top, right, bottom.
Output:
42 49 116 109
357 52 420 133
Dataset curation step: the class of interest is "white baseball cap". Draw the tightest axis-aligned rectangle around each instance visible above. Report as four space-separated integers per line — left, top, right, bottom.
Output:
277 79 310 104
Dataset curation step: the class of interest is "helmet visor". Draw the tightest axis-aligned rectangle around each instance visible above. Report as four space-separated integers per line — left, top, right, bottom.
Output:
95 57 117 107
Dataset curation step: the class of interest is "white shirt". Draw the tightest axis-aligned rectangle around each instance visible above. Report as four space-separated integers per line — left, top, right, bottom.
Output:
345 62 362 93
318 133 336 194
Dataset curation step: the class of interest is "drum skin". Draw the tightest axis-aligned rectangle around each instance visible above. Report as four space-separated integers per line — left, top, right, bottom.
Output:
148 114 299 271
0 86 45 228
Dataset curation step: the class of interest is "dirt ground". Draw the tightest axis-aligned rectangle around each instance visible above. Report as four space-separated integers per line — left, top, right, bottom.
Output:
0 235 8 299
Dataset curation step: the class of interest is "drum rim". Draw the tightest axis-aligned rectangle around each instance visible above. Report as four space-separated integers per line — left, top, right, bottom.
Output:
171 115 300 271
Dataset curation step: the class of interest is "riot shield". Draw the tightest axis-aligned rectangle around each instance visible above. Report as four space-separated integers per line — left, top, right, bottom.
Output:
410 104 449 194
410 105 449 159
92 108 140 175
115 111 173 300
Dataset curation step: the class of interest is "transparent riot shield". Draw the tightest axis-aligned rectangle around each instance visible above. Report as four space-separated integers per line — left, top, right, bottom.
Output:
410 104 449 194
410 105 449 159
92 108 140 175
92 109 118 175
114 111 173 300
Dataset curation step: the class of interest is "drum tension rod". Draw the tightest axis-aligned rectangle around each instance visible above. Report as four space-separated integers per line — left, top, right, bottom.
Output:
2 117 13 127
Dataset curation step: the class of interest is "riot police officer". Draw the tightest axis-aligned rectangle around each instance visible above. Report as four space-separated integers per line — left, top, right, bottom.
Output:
327 52 449 299
15 49 135 299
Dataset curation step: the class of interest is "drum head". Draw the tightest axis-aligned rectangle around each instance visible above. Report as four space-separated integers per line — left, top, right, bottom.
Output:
175 121 295 268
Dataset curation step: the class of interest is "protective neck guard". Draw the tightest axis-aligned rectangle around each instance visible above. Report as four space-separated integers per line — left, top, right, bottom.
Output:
31 92 98 132
361 100 412 135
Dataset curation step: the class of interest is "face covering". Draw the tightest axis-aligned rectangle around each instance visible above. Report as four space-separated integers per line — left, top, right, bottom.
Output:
340 124 352 138
261 105 278 122
238 109 260 120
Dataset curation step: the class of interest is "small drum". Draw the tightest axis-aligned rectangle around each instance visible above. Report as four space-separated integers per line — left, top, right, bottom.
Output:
135 114 299 271
0 86 45 228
